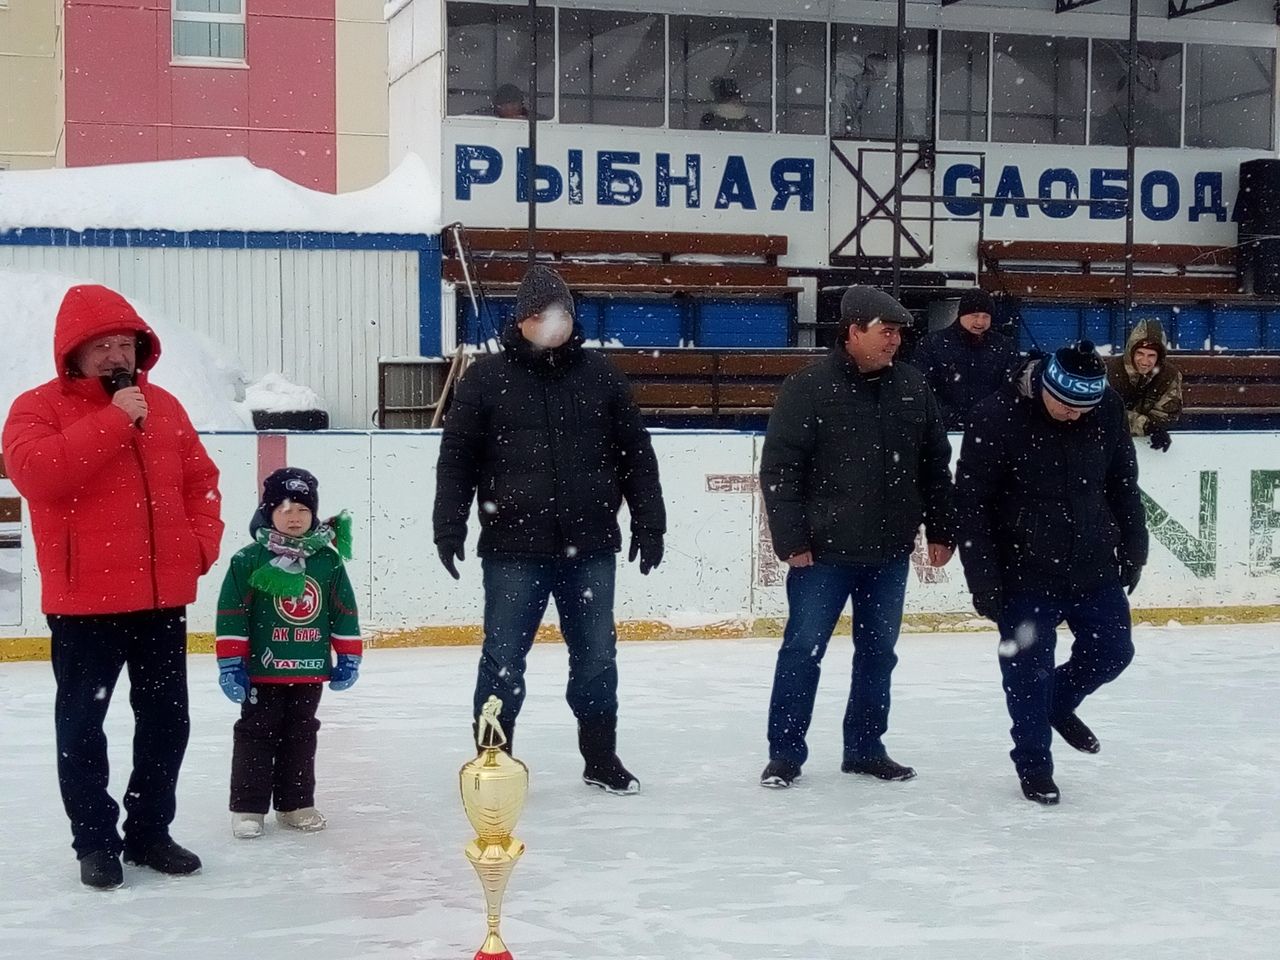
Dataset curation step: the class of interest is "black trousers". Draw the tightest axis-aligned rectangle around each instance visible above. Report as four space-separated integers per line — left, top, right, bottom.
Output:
229 683 323 815
48 608 190 859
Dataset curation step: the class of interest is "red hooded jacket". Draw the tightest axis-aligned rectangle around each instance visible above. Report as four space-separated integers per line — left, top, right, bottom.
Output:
1 284 224 615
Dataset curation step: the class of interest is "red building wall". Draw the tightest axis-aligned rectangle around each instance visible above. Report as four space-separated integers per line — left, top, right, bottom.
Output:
64 0 338 191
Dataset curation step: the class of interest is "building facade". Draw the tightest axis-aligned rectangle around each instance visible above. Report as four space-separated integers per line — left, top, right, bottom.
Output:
390 0 1280 350
0 0 388 191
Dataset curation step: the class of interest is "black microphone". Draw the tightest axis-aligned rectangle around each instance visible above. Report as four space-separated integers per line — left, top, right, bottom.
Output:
105 369 143 431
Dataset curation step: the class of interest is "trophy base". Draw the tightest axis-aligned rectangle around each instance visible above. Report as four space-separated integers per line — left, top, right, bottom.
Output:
474 930 514 960
473 951 513 960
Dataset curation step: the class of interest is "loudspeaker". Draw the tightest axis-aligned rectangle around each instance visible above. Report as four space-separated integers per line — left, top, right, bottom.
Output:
1237 159 1280 238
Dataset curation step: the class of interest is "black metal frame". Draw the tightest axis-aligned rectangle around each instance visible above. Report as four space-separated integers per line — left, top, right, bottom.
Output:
1055 0 1108 12
1168 0 1248 18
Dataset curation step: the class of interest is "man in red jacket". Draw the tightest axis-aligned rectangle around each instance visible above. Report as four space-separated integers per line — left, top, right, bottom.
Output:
2 284 223 889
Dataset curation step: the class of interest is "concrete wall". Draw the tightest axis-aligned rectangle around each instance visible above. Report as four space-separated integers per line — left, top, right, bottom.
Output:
0 0 61 170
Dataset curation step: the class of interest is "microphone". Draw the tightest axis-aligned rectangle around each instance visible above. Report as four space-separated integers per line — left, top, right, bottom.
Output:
105 369 143 431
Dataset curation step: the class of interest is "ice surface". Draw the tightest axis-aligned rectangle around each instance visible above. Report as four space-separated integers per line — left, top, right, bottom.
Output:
1 626 1277 959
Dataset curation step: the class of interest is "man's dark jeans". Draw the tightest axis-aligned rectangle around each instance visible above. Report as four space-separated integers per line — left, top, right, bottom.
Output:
997 583 1135 778
767 557 910 768
48 608 189 859
473 553 619 726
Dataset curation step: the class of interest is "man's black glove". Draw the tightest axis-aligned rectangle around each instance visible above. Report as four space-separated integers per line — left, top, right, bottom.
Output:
973 588 1003 623
1148 426 1172 452
438 540 465 580
628 530 664 575
1120 560 1142 596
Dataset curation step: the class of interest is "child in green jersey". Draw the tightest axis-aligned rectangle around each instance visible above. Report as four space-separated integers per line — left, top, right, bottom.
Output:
215 467 362 839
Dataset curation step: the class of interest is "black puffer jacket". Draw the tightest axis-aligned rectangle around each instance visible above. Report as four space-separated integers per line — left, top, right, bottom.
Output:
433 326 665 558
760 350 956 565
910 323 1019 432
956 358 1148 597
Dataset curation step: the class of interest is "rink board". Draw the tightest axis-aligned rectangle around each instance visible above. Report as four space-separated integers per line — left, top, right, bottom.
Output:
2 430 1278 655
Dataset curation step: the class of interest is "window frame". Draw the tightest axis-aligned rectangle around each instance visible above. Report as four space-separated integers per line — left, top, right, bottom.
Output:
170 0 247 69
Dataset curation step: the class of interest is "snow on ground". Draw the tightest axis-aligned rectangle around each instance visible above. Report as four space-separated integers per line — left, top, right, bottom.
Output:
0 270 252 431
0 154 440 235
1 626 1277 960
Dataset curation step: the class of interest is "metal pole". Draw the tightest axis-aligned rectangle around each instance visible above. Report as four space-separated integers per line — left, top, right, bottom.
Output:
891 0 906 300
527 0 538 267
1123 0 1138 332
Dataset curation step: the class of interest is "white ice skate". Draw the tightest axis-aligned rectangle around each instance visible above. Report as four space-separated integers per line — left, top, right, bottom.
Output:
231 812 264 839
276 807 327 832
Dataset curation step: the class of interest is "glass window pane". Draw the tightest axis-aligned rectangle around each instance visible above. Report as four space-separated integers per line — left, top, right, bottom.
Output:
446 3 554 120
830 25 934 140
216 0 242 14
777 20 826 136
939 31 988 141
216 23 245 60
174 20 213 58
559 9 664 127
669 15 772 133
1186 43 1275 149
1090 40 1181 147
991 34 1087 145
176 0 214 13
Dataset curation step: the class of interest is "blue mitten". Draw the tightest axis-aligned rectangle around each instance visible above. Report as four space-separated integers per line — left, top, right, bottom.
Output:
218 657 249 703
329 653 361 691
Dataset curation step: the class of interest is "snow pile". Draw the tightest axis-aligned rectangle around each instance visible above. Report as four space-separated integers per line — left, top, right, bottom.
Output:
0 154 441 235
0 271 252 430
244 373 323 413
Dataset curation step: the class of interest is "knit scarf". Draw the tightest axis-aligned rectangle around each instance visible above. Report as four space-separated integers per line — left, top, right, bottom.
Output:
249 511 353 598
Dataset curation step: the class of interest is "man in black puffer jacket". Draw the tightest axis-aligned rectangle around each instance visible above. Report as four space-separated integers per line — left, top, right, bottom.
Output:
910 289 1018 432
957 341 1148 806
433 265 665 795
758 286 956 790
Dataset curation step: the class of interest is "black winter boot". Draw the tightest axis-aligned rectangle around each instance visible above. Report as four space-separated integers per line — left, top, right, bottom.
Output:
79 850 124 890
760 759 801 788
123 837 202 875
1051 713 1100 754
1020 773 1061 805
578 716 639 795
841 756 917 781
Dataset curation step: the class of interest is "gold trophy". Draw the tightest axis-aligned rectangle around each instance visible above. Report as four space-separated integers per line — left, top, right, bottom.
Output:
460 696 528 960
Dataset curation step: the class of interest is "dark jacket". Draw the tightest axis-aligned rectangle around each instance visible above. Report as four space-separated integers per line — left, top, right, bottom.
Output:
433 325 665 559
1107 319 1182 437
911 323 1019 432
759 350 956 565
956 358 1148 598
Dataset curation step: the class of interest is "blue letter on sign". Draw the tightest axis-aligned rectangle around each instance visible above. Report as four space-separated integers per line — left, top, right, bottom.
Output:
597 151 643 206
942 163 982 217
1038 168 1079 219
715 156 757 210
1141 170 1180 222
656 153 701 209
991 166 1029 219
515 148 564 204
455 145 503 201
1089 168 1126 220
770 158 814 211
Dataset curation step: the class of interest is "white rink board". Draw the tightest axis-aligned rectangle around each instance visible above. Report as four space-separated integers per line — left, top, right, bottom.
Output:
4 431 1279 642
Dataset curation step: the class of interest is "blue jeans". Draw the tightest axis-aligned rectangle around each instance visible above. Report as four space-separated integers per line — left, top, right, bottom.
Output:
997 583 1135 779
767 557 910 768
474 553 619 725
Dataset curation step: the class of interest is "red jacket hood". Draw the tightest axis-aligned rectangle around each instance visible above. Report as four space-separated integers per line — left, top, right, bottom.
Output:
54 284 161 383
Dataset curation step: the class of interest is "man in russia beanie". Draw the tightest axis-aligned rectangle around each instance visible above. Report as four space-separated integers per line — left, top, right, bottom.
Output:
1040 340 1108 415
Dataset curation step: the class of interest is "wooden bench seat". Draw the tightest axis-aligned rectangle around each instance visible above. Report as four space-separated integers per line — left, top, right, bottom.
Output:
444 228 795 296
979 240 1240 301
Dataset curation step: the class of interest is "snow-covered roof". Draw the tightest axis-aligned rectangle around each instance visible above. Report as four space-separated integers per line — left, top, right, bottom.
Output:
0 154 441 235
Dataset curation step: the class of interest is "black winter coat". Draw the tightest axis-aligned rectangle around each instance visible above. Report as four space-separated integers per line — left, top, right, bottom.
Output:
433 328 665 559
910 324 1019 432
955 360 1148 597
760 351 956 565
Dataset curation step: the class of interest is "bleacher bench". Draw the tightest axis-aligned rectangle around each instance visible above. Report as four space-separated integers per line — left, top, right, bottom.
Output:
979 240 1239 301
443 228 794 295
1158 353 1280 417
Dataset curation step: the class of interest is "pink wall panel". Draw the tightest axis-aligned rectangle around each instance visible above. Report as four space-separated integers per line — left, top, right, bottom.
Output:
246 14 335 132
63 0 338 191
169 68 250 129
249 129 337 192
65 123 160 167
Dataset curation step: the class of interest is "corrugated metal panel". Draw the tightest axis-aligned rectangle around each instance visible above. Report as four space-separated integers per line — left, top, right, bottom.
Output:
0 244 421 428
